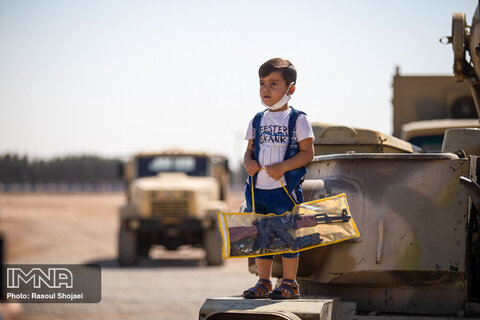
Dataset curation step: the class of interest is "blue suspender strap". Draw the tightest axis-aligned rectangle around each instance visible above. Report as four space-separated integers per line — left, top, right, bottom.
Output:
251 110 266 188
285 108 300 158
284 108 308 193
252 110 266 161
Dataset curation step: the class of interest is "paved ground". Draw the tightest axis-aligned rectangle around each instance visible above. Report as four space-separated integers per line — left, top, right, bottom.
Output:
0 192 257 320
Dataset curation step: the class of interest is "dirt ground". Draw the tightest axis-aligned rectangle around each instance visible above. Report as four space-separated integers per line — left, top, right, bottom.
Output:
0 193 123 264
0 192 256 320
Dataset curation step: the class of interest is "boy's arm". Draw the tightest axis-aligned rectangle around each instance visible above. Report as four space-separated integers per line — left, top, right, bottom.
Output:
244 139 262 176
265 138 314 181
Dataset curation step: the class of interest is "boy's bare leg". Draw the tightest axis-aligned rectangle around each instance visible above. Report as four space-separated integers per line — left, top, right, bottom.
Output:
256 258 273 280
282 256 299 280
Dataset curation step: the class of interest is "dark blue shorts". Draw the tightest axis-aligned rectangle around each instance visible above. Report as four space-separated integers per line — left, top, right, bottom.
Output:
244 183 303 259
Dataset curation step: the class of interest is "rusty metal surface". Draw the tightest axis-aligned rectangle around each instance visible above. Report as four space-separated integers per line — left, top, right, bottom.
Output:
304 154 469 277
296 153 470 314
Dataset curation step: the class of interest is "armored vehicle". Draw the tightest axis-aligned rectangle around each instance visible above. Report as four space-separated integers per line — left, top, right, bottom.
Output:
200 5 480 319
118 150 228 266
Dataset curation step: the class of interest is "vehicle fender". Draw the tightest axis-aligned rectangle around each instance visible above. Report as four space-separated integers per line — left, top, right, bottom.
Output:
205 201 228 218
119 203 138 219
202 201 228 230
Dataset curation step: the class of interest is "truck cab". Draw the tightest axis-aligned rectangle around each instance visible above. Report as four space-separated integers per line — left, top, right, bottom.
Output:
118 150 228 266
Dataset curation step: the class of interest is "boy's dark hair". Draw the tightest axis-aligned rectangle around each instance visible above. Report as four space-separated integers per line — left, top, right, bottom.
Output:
259 58 297 85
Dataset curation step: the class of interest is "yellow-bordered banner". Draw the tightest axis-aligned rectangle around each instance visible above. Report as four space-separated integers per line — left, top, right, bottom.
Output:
217 193 360 259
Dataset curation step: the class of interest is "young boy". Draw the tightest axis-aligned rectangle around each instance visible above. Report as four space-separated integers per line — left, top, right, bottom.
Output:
243 58 315 299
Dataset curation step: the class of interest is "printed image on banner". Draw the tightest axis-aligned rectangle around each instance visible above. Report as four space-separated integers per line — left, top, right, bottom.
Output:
3 264 101 303
218 193 359 258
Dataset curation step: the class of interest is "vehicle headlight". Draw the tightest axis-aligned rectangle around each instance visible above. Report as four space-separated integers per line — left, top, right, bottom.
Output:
128 219 141 230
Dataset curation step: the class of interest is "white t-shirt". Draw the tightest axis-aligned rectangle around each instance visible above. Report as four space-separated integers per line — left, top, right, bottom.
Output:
245 108 315 190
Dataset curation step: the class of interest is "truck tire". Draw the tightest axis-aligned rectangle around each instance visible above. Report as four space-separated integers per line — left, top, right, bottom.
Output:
137 233 151 258
118 226 139 266
203 225 223 266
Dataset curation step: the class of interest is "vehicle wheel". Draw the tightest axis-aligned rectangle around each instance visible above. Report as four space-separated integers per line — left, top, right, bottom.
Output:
137 234 151 258
203 223 223 266
118 226 139 266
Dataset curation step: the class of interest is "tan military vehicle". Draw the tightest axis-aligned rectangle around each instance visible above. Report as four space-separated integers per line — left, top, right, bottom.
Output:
392 70 479 152
200 5 480 319
118 150 228 266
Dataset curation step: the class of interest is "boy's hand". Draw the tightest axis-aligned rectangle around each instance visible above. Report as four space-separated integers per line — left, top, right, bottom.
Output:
265 163 286 181
245 159 261 176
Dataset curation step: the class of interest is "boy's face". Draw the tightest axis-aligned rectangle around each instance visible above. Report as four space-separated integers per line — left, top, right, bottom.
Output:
259 71 294 109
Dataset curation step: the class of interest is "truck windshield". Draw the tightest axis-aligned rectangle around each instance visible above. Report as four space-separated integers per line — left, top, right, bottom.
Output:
408 135 444 152
136 156 209 177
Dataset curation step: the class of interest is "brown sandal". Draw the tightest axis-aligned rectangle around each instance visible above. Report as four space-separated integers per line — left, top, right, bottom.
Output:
268 279 300 299
242 278 272 299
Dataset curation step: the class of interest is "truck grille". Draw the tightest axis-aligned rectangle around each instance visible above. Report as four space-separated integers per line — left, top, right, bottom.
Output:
151 199 190 216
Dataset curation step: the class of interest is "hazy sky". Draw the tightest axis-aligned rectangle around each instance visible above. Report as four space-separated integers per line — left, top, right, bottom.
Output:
0 0 476 167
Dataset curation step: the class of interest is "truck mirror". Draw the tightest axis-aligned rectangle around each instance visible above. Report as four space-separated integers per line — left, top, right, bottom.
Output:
224 159 229 172
117 162 124 179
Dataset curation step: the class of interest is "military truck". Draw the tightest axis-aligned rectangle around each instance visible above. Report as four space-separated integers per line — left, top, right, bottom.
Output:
118 150 228 266
200 6 480 319
392 69 479 152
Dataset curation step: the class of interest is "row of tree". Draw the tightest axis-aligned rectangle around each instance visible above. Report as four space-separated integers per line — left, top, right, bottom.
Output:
0 154 123 184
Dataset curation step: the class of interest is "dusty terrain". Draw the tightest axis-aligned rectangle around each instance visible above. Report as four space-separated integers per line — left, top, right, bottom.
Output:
0 192 256 320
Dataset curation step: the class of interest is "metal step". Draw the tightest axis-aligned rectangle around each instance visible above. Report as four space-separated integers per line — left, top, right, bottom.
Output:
199 295 347 320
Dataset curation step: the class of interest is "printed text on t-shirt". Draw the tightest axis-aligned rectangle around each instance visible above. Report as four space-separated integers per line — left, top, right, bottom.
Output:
259 125 288 144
